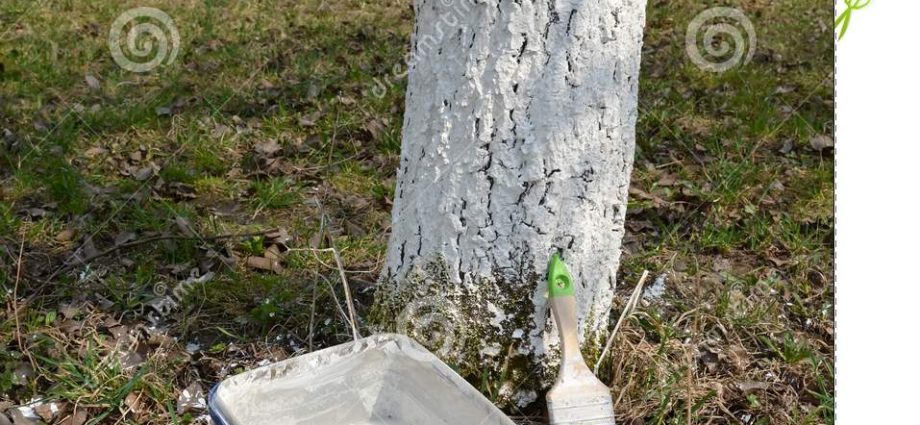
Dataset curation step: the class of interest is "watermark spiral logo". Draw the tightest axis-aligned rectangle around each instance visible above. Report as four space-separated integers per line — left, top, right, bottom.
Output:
686 7 757 73
396 295 466 358
152 281 169 296
108 7 180 73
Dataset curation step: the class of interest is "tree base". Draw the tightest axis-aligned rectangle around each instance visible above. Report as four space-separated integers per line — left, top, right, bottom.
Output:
370 256 608 408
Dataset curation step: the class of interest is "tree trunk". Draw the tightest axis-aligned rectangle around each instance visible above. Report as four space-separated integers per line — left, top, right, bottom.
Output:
373 0 647 404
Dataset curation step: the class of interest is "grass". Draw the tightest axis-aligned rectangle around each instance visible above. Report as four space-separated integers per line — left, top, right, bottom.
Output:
1 0 833 423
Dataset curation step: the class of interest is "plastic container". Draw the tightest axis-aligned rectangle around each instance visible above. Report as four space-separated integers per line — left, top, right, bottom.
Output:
209 333 516 425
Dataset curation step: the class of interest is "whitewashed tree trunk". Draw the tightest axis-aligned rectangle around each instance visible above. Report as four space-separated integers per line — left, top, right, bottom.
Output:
375 0 647 401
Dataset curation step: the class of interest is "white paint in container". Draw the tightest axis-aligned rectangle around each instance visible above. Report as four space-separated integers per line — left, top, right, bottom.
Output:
209 333 516 425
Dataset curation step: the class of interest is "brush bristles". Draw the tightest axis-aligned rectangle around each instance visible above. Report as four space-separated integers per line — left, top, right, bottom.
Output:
547 398 615 425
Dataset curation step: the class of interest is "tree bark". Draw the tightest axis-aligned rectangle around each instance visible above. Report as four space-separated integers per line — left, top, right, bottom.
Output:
374 0 647 403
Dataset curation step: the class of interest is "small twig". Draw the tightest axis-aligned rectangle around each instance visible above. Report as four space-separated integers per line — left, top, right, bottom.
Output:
10 239 37 370
312 270 357 338
307 273 318 352
24 229 277 307
303 212 360 341
329 238 360 341
306 215 327 352
64 229 275 275
685 348 694 425
595 270 649 374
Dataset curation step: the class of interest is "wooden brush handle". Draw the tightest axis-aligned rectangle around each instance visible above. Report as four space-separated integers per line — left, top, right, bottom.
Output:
551 294 584 368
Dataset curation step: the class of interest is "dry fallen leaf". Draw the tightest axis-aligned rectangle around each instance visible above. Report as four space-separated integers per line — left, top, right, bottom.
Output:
155 105 173 116
734 381 772 393
774 85 795 94
212 124 233 138
309 231 325 249
264 244 284 261
59 303 82 319
656 173 677 187
298 111 322 128
56 229 75 242
809 134 834 151
114 231 137 246
176 382 207 415
265 228 291 245
118 349 145 372
83 146 109 158
712 257 731 273
59 319 81 333
133 166 154 181
246 256 283 274
363 118 386 141
125 392 143 414
7 409 36 425
257 79 276 90
85 74 101 90
34 402 63 423
59 409 88 425
25 208 49 218
255 140 282 156
72 237 100 264
175 216 195 237
779 138 795 155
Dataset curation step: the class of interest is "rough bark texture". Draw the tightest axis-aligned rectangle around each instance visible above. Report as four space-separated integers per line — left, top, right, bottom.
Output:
375 0 647 402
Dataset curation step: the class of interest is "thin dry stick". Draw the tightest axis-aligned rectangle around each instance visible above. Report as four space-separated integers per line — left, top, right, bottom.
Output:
22 229 277 307
307 274 318 352
685 348 694 425
302 216 323 351
306 216 324 352
11 239 37 370
310 211 360 341
313 270 357 339
57 229 276 275
595 270 649 374
329 242 360 341
301 238 360 340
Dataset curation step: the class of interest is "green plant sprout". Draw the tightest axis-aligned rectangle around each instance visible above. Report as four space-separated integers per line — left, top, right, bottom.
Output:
836 0 872 40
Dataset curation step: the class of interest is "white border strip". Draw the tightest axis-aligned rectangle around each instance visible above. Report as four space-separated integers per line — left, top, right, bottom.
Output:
836 1 920 423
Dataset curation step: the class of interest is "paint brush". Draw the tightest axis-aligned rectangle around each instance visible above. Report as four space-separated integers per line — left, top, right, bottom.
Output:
546 254 616 425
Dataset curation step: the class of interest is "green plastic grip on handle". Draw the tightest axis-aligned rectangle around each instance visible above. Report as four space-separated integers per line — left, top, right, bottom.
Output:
547 253 575 298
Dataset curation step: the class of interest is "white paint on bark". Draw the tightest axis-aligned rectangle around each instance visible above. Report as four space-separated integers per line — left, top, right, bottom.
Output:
383 0 647 364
